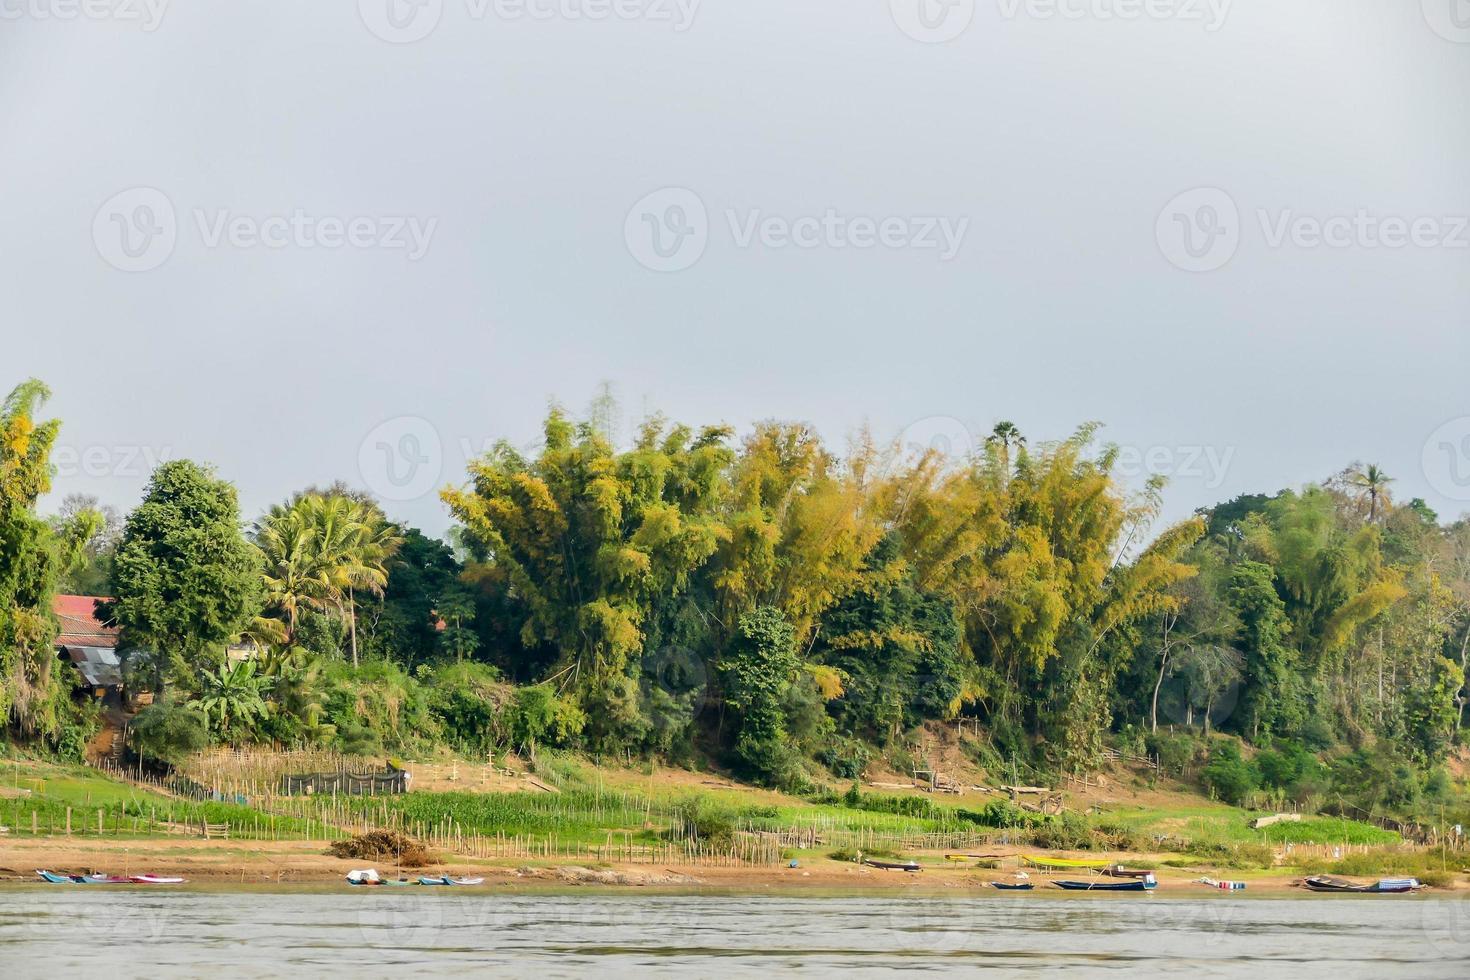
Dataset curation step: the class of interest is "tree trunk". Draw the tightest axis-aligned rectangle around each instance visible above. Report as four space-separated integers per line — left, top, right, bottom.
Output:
349 588 358 669
1456 625 1470 732
1151 649 1169 735
1151 615 1175 735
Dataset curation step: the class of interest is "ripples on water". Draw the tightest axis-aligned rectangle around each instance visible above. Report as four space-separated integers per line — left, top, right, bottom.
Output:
3 889 1470 978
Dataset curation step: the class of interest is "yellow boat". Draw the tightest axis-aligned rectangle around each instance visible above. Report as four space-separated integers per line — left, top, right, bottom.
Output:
1020 854 1111 869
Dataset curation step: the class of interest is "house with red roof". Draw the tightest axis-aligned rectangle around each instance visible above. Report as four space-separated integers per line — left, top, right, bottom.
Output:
53 594 124 696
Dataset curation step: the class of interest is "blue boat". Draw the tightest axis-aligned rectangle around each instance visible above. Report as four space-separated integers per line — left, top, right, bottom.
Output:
1053 877 1156 891
36 870 81 884
418 875 485 886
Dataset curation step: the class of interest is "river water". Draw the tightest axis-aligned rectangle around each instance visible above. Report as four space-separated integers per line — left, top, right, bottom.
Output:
4 888 1470 977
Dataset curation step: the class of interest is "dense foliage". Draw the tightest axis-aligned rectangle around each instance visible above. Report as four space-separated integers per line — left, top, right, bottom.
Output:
6 377 1470 824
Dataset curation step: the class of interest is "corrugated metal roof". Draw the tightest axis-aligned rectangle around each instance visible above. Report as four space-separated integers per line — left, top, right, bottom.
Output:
52 595 119 649
63 645 123 688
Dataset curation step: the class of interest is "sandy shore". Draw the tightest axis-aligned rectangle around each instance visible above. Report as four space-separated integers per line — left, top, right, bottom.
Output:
4 836 1438 894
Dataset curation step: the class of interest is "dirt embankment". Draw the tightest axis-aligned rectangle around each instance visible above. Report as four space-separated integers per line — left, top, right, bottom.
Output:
3 835 1448 894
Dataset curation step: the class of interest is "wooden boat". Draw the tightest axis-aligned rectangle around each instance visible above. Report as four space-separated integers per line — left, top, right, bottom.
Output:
1303 875 1419 894
861 859 921 872
418 875 486 886
1021 854 1111 870
1053 876 1156 891
1101 864 1155 879
990 882 1035 891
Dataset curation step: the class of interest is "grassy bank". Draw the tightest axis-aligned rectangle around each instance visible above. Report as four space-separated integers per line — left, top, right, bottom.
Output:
1 754 1426 877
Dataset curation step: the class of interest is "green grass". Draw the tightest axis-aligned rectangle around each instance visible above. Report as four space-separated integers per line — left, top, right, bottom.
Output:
1296 848 1463 887
1096 803 1397 848
1 761 317 839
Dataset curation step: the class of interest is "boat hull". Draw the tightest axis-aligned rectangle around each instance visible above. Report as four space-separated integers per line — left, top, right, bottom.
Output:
1053 879 1156 891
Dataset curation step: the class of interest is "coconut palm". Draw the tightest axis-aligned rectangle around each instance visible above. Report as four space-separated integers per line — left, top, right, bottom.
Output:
303 494 402 667
254 493 402 667
254 501 333 644
1346 463 1395 522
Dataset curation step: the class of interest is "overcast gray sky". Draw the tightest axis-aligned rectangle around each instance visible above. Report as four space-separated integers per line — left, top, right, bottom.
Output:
4 1 1469 537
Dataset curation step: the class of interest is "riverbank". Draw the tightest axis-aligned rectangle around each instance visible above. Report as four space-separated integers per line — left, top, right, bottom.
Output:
4 835 1461 894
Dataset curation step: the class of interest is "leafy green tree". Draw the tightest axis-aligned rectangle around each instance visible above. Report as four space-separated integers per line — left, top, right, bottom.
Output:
107 460 265 686
367 528 462 667
503 683 586 753
444 408 732 744
1201 740 1257 805
815 533 968 743
1229 560 1302 739
128 698 211 762
719 606 801 784
51 493 121 595
436 588 480 663
0 380 71 738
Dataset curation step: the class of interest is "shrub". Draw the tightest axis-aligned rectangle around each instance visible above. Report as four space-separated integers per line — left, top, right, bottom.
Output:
817 737 872 781
1180 840 1274 870
670 795 736 849
1145 731 1202 776
129 699 210 764
1202 741 1257 806
338 722 384 757
425 662 506 754
959 799 1048 830
1027 812 1096 851
503 685 586 751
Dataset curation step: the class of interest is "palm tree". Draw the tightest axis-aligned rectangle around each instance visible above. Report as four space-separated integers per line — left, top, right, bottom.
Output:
254 501 332 644
304 494 402 667
986 421 1026 484
436 590 479 663
254 494 402 667
194 659 271 738
1346 463 1395 522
